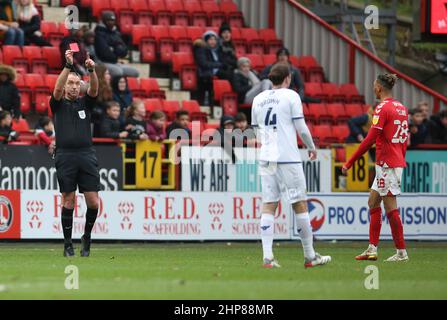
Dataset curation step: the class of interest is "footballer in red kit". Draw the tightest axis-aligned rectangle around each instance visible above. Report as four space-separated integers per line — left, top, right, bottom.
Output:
342 74 409 262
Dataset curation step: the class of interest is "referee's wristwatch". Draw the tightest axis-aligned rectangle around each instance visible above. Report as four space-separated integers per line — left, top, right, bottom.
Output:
65 62 73 70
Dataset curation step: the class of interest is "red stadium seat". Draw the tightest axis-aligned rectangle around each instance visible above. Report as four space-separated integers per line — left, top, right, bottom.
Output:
213 79 238 116
259 29 283 54
60 0 76 5
132 24 151 45
219 0 244 28
313 124 336 146
58 22 69 37
132 25 156 62
172 52 197 90
231 28 247 56
321 83 346 103
42 47 62 73
298 56 324 82
40 21 63 48
345 103 364 117
166 0 189 26
170 26 192 54
162 100 181 121
187 26 205 41
80 0 92 8
263 54 277 66
201 0 225 27
326 103 348 124
111 0 133 34
335 147 346 162
129 0 153 26
15 74 31 114
2 45 28 73
11 118 30 132
241 28 265 55
24 73 50 111
22 46 47 75
304 83 328 101
332 124 350 143
245 54 264 73
126 77 146 99
185 0 207 27
143 98 163 113
339 83 365 103
182 100 208 122
140 78 166 99
148 0 171 26
150 25 174 63
308 103 331 124
91 0 112 18
44 74 58 91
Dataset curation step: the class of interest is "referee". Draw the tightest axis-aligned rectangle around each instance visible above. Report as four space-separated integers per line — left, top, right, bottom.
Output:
51 50 99 257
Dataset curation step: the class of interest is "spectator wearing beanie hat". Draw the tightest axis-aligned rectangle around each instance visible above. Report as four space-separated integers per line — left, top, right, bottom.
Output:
219 23 237 79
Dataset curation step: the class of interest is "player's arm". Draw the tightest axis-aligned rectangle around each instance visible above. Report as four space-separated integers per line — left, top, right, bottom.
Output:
293 118 317 160
342 127 380 173
53 50 73 100
85 53 98 98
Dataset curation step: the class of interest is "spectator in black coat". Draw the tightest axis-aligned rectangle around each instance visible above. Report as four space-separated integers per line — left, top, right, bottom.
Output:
193 30 227 105
15 0 50 46
112 76 133 117
166 110 191 140
427 110 447 144
0 110 18 143
232 57 272 104
94 11 139 78
0 64 21 119
100 101 129 139
409 107 428 147
218 23 237 80
346 106 374 143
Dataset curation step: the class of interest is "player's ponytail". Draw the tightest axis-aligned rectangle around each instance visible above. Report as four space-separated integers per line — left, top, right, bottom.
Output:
377 73 398 90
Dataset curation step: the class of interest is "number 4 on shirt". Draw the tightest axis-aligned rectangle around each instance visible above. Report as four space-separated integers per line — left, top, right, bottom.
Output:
264 107 277 126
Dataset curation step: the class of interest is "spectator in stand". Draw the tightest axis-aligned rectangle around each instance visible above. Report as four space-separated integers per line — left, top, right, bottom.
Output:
100 101 129 139
232 57 272 104
0 64 21 119
427 110 447 144
83 28 97 62
234 112 256 146
218 23 237 80
94 11 139 78
260 48 319 103
193 30 226 105
34 116 55 154
125 100 148 140
408 107 428 147
0 110 18 142
166 110 191 140
417 101 430 122
346 106 375 143
112 76 133 120
146 111 166 142
92 64 114 136
0 0 24 46
15 0 50 46
214 115 237 162
60 28 89 75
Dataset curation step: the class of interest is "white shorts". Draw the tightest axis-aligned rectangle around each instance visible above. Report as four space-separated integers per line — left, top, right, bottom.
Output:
371 165 403 196
259 162 307 204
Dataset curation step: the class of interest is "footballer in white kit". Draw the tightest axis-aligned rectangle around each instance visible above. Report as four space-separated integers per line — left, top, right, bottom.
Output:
251 63 331 268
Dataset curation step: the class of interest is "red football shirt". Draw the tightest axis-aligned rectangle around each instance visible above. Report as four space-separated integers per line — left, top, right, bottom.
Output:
371 97 408 168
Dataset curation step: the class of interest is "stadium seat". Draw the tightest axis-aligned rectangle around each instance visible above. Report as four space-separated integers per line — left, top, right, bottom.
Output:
24 73 51 112
44 74 58 91
289 55 300 68
166 0 189 26
2 45 28 73
170 26 192 54
185 0 207 27
60 0 76 5
140 78 166 99
15 74 31 114
335 147 346 162
129 0 153 26
245 54 264 73
126 77 146 99
263 54 277 66
22 46 47 75
182 100 208 122
187 26 205 42
213 79 238 116
42 47 62 73
40 21 58 38
326 103 348 124
307 103 331 124
201 0 225 27
148 0 172 26
91 0 112 18
172 52 197 90
162 100 181 121
143 98 163 114
132 25 156 63
313 124 336 146
259 29 283 54
58 22 69 37
304 83 328 101
110 0 133 34
231 28 247 56
150 25 174 63
80 0 92 8
11 118 30 132
321 83 346 103
241 28 265 55
219 0 244 28
332 124 350 143
345 103 364 117
132 24 151 45
339 83 365 103
298 56 325 82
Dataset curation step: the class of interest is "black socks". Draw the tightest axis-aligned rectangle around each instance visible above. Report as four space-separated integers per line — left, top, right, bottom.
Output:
84 207 99 238
61 207 74 247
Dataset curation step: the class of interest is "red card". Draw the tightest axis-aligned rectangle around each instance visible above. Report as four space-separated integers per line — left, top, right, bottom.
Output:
69 43 79 52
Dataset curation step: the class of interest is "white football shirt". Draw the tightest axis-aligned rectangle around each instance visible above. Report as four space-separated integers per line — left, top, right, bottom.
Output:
251 88 304 163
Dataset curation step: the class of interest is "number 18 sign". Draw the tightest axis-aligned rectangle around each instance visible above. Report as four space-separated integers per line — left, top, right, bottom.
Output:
346 144 370 191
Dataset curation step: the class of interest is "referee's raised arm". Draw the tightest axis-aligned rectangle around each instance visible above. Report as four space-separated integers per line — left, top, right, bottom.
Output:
85 53 98 98
53 50 74 100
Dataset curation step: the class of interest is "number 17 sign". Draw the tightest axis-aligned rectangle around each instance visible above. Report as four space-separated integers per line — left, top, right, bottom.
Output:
136 141 162 189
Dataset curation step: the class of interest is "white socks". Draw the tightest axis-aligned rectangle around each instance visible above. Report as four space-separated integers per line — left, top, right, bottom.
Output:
260 214 274 260
295 212 316 261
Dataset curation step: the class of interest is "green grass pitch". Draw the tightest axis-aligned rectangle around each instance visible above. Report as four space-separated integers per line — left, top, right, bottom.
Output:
0 241 446 299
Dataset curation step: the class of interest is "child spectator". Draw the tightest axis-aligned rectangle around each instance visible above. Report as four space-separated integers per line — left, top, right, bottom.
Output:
15 0 50 46
427 110 447 144
0 110 18 143
166 110 191 139
409 107 428 147
125 100 148 140
234 112 256 146
35 116 55 153
147 111 166 142
0 64 21 119
100 101 129 139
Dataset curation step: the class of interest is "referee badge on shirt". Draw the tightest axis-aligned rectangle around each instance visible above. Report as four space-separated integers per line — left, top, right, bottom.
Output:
78 110 86 119
372 115 380 125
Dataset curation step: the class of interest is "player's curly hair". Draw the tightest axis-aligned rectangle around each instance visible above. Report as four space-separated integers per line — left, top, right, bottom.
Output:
377 73 398 90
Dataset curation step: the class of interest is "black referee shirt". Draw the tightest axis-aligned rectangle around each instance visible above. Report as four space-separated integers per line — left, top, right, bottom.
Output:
50 94 97 149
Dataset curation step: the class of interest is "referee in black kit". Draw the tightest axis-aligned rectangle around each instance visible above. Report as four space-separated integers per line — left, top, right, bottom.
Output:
51 49 99 257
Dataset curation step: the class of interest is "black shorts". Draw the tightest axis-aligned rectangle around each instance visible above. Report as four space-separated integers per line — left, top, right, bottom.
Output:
55 148 100 193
